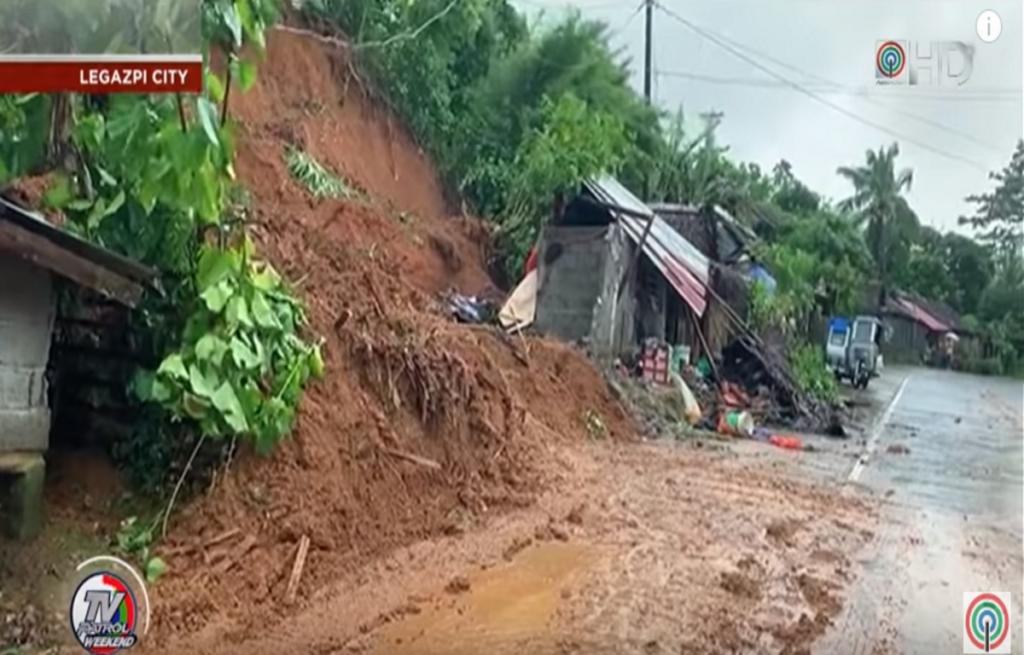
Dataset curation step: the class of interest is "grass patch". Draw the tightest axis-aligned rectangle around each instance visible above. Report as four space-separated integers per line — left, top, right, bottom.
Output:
286 147 361 200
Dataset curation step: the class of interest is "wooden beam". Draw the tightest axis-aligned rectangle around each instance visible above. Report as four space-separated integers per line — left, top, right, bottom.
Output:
616 213 655 300
0 220 144 307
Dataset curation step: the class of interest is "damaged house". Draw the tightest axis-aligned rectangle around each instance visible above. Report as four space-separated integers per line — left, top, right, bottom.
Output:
506 175 833 430
531 176 712 363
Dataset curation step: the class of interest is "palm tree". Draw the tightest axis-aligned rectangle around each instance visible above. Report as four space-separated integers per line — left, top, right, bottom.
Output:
837 143 917 304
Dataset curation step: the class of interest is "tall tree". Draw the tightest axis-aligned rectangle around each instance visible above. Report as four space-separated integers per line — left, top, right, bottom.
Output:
959 139 1024 265
837 143 916 300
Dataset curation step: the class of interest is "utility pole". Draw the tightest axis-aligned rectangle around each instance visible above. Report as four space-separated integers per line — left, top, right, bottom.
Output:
642 0 653 200
643 0 653 104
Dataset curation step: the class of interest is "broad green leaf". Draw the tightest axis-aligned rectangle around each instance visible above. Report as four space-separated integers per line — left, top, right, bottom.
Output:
181 392 210 419
157 354 188 381
251 292 279 329
67 199 94 211
212 382 248 432
266 397 295 439
222 3 243 50
310 344 325 378
206 72 226 104
195 334 227 365
226 296 252 328
236 0 255 40
251 265 281 291
237 381 262 421
188 364 218 399
196 247 238 291
96 166 118 187
238 60 257 91
150 378 173 403
102 190 126 217
201 281 234 313
42 175 74 209
87 197 107 228
145 556 167 583
230 336 261 369
130 370 155 400
196 97 220 147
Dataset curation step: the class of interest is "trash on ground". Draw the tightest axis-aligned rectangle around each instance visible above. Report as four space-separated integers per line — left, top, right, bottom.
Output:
768 434 804 451
671 374 701 425
717 410 754 438
499 269 537 332
444 291 495 324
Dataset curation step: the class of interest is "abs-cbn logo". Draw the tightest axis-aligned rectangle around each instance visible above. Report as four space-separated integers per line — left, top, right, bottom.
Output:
875 40 974 86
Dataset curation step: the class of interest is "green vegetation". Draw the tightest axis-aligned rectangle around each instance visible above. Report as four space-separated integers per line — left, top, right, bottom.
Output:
790 343 839 404
0 1 321 499
286 147 361 199
300 0 1021 379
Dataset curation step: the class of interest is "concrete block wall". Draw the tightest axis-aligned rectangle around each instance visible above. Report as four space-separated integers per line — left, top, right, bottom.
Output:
589 223 636 359
535 225 610 345
0 255 54 452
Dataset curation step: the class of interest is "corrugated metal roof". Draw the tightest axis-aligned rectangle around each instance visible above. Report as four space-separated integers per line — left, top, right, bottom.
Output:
585 175 654 221
584 176 709 316
0 198 154 283
890 296 950 332
0 197 156 306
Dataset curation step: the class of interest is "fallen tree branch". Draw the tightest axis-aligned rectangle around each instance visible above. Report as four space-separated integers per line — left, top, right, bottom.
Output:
285 535 311 605
161 433 208 538
382 447 441 470
212 535 258 574
272 24 352 50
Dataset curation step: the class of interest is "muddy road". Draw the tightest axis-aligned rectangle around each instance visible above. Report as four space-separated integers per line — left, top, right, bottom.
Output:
148 366 1023 655
159 442 877 655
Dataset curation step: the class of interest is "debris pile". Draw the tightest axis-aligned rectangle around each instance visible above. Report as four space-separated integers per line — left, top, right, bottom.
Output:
609 328 843 445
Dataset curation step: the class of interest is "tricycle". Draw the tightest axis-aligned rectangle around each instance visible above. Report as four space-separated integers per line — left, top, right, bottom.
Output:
825 315 884 389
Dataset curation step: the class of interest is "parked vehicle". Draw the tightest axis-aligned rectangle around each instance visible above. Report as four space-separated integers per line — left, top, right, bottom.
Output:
825 315 884 389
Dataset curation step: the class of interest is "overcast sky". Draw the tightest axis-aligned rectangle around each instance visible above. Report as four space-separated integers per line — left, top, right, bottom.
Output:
512 0 1023 234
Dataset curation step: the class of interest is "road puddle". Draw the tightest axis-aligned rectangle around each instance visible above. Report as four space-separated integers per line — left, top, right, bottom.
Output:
374 542 595 654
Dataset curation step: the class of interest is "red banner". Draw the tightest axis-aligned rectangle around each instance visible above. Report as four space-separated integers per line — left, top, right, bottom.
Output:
0 59 203 94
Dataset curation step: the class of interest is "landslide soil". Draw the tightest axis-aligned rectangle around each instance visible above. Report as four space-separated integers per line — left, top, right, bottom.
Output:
143 28 633 651
153 441 877 655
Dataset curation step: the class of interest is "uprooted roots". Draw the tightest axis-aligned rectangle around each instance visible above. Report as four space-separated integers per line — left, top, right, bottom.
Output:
346 322 475 432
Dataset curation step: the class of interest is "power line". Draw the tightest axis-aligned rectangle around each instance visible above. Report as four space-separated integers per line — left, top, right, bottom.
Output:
656 70 1021 99
672 24 1011 154
354 0 461 50
652 1 991 171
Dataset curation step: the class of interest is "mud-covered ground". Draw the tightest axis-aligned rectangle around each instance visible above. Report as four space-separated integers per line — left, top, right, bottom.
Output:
149 439 876 655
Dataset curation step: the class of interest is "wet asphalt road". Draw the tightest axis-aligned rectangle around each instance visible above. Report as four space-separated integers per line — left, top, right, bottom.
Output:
819 366 1024 654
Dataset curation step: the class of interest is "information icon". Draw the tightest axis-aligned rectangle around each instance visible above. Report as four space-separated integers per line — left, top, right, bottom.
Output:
976 10 1002 43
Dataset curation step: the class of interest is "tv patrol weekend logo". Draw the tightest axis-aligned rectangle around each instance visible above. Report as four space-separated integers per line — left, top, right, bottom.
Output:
964 592 1012 654
69 556 151 654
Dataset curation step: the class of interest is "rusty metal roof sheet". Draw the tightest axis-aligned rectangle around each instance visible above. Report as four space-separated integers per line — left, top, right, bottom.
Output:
584 176 709 316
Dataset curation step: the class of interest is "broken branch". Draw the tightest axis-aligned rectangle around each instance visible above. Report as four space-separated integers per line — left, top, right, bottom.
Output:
382 447 441 470
285 535 311 605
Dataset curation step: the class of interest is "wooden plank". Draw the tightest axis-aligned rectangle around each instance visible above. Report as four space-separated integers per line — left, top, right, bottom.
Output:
382 447 441 470
0 220 144 307
0 451 44 474
284 535 311 605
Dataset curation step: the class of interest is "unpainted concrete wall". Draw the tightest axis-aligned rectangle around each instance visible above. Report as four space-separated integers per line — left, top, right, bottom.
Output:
535 225 609 345
0 255 54 452
589 223 635 359
535 224 639 360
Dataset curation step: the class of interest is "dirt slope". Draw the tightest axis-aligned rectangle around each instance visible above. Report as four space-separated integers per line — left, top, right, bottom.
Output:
148 29 633 649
